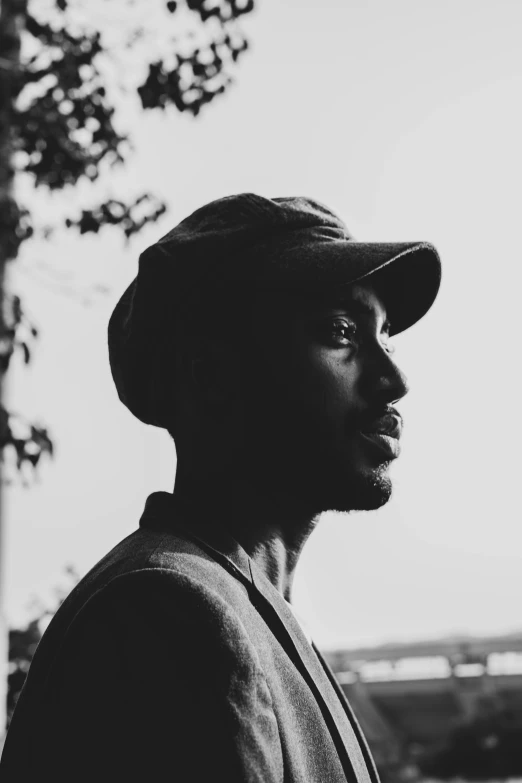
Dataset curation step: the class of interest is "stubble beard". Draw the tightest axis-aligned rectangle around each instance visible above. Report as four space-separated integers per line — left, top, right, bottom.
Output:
242 401 395 516
260 445 394 517
305 461 393 515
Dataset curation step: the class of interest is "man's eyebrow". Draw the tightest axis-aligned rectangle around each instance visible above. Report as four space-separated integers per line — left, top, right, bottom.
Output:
334 295 388 320
335 297 374 316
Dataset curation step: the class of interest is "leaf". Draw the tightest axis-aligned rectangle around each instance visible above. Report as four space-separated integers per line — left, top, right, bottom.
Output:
65 194 167 239
26 452 41 467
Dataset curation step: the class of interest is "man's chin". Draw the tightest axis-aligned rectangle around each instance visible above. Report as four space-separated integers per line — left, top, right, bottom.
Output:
319 466 393 513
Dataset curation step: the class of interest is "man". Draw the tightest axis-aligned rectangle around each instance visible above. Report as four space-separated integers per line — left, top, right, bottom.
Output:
1 194 441 781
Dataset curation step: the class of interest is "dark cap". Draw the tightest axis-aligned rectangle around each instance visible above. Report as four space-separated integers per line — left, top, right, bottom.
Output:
108 193 441 428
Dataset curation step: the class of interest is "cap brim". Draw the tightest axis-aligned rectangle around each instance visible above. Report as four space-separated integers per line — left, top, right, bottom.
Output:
243 238 441 336
346 242 442 335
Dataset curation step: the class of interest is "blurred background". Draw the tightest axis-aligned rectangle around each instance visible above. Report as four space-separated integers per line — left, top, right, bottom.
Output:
1 0 521 779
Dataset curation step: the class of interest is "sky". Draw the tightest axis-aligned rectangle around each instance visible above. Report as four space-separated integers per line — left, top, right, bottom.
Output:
4 0 522 649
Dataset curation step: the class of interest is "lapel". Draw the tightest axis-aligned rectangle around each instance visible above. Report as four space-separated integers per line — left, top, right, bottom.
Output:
140 493 378 783
312 644 381 783
248 559 377 783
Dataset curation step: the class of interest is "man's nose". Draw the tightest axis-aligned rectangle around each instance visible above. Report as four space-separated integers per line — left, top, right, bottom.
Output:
371 348 410 404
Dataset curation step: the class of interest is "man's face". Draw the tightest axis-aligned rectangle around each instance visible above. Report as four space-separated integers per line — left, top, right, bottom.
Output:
237 281 409 514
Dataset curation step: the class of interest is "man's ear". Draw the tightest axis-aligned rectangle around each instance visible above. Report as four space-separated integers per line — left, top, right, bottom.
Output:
186 337 240 406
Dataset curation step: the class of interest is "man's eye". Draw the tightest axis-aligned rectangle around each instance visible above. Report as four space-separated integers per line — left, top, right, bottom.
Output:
328 319 358 346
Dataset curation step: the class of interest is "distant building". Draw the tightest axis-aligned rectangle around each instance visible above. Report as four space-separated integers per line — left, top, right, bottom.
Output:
325 632 522 780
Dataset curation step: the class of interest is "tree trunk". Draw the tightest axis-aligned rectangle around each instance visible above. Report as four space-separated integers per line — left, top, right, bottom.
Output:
0 0 26 740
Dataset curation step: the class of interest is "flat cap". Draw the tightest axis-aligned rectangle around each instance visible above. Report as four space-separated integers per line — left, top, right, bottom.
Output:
108 193 441 427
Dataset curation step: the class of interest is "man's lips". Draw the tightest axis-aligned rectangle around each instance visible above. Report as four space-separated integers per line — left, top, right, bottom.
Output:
358 411 402 460
360 412 402 439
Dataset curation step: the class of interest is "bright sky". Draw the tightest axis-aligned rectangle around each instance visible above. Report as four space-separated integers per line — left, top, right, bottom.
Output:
4 0 522 649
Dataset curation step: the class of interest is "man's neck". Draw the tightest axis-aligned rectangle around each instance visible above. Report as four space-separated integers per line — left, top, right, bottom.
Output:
172 467 321 600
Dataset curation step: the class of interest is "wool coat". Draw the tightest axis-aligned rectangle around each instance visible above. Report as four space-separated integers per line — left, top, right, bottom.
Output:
0 492 380 783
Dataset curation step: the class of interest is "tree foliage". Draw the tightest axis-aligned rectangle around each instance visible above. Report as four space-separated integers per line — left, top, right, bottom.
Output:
7 566 79 724
0 0 255 475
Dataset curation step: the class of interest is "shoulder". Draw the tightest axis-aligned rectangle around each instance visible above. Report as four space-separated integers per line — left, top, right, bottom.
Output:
6 543 284 783
61 567 260 681
83 564 252 643
58 525 250 626
43 532 258 674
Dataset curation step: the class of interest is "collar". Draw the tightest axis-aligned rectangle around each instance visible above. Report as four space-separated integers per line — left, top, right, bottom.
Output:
139 490 253 586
